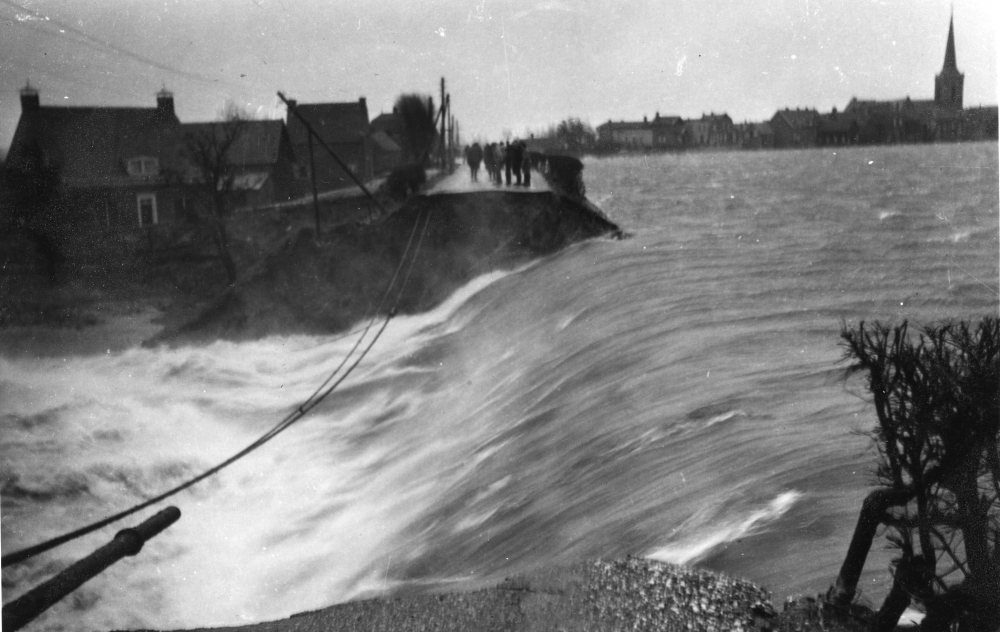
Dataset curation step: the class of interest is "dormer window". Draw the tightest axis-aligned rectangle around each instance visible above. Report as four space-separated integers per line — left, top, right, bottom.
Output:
126 156 160 177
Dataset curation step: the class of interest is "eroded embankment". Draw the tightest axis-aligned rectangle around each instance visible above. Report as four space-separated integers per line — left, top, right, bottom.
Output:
153 190 621 345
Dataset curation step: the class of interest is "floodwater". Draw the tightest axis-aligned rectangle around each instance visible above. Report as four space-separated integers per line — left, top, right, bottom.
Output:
2 142 997 631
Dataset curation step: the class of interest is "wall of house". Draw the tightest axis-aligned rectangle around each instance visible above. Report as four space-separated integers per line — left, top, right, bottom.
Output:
292 140 369 197
74 187 185 230
653 126 684 149
612 129 653 148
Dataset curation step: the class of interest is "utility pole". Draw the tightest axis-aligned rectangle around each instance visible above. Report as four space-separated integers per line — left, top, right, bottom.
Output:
445 94 452 173
307 132 320 235
440 77 446 169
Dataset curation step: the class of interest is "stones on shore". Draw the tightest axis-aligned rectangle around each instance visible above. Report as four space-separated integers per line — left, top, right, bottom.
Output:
169 558 773 632
583 558 771 631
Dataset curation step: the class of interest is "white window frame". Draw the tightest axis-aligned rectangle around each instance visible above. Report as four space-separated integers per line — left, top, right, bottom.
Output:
127 156 160 177
137 193 158 227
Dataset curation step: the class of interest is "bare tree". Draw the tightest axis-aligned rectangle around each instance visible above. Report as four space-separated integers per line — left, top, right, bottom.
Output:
393 94 437 165
830 318 999 632
182 103 249 284
554 117 596 153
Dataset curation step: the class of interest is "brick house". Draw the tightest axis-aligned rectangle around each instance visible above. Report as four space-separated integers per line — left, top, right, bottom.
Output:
816 108 861 146
178 119 296 211
770 108 820 148
5 86 298 230
369 110 404 174
285 98 372 195
651 114 685 149
688 113 735 148
6 86 186 229
596 118 655 149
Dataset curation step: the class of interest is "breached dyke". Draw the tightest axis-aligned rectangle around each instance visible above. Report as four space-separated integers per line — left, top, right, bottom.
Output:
152 188 622 345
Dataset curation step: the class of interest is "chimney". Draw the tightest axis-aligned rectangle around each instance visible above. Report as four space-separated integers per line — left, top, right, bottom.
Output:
156 88 174 119
286 99 297 120
20 83 39 112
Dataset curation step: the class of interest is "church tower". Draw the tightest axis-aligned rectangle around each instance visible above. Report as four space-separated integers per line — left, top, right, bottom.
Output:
934 13 964 109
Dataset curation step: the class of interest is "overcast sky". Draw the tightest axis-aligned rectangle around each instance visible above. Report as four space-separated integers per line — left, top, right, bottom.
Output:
1 0 997 150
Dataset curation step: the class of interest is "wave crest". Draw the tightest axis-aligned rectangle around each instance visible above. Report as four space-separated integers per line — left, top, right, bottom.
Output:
645 490 802 566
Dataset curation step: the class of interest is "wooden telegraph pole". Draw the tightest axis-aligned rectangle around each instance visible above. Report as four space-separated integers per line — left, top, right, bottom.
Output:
307 132 321 235
446 94 452 173
440 77 446 169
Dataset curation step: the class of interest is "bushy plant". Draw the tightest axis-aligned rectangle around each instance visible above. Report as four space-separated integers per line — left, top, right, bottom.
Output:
830 317 999 631
393 94 437 165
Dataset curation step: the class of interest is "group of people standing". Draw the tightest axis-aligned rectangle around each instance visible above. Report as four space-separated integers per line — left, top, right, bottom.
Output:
465 140 532 187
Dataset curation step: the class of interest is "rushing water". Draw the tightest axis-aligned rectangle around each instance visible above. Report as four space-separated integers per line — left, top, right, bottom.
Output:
2 142 998 631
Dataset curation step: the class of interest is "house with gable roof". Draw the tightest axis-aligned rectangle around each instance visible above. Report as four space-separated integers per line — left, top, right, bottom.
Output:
596 117 655 149
770 108 820 148
651 114 685 149
687 113 735 148
369 110 405 174
178 118 296 211
5 85 185 229
285 97 372 196
5 86 298 231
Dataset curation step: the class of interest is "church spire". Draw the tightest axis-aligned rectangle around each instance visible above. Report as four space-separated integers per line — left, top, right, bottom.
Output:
934 11 964 109
942 11 957 71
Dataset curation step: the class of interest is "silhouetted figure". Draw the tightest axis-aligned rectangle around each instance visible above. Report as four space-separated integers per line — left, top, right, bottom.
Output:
508 140 524 186
483 143 496 185
503 141 512 185
466 143 483 182
494 143 505 184
520 142 531 187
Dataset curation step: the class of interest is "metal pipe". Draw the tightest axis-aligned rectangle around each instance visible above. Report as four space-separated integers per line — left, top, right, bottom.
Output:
2 506 181 631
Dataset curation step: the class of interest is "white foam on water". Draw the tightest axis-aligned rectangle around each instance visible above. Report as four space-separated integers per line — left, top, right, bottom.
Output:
645 491 802 566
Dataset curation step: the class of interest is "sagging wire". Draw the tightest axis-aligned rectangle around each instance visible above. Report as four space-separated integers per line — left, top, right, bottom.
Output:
2 204 433 568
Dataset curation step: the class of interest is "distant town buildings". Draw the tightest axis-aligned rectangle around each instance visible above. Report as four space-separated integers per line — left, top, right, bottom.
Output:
593 15 996 152
2 16 995 234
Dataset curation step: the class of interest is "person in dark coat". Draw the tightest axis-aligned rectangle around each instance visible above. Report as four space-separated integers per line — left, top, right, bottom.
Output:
467 142 483 181
521 142 531 187
508 140 523 186
483 143 496 185
494 143 505 184
503 141 512 185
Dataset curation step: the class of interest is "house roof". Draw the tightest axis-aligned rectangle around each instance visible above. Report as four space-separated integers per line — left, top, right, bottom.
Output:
597 120 652 132
179 119 289 168
370 112 403 135
370 129 401 153
7 105 179 188
698 113 732 124
818 114 859 134
652 115 683 126
286 100 369 146
772 109 819 129
844 98 943 121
